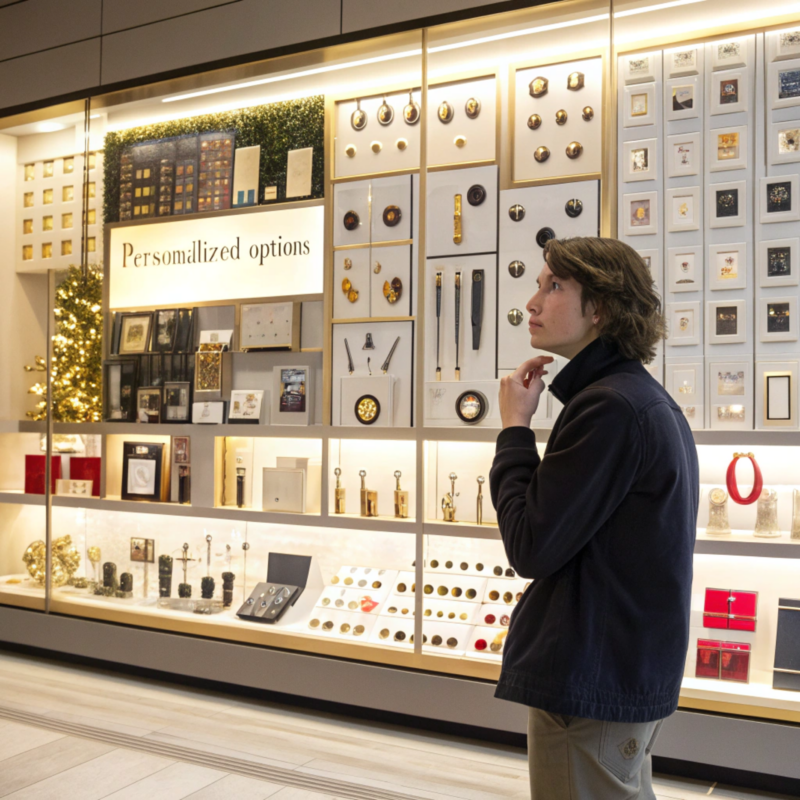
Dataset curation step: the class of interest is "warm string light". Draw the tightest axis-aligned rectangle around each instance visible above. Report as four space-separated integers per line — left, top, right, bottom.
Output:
24 265 103 422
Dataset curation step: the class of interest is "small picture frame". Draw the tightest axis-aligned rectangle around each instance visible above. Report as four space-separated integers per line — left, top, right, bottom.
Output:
192 401 226 424
623 139 658 182
707 299 746 345
708 126 748 172
667 132 701 178
711 70 748 115
228 389 265 424
622 52 656 84
760 175 800 224
708 359 752 431
174 309 194 353
768 58 800 109
760 366 797 428
768 122 800 165
199 329 233 349
151 308 179 353
240 301 297 351
136 386 162 424
666 361 703 427
55 479 93 497
711 38 748 70
163 381 191 422
774 28 800 61
195 348 224 393
173 436 190 464
666 301 701 346
130 537 155 563
666 46 700 77
622 191 658 236
104 360 138 422
758 238 799 287
667 246 703 293
759 296 798 342
623 84 656 127
636 249 661 290
666 186 701 232
121 442 167 502
665 77 699 121
272 365 313 425
708 243 747 291
708 181 746 228
118 312 153 355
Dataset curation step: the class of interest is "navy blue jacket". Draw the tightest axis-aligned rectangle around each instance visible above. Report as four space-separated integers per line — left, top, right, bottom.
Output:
489 338 699 722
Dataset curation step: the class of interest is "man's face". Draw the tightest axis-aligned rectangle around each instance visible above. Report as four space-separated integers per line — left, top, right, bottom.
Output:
526 260 598 359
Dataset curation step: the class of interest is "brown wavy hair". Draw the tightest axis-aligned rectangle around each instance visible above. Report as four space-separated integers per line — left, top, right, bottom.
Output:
543 237 666 363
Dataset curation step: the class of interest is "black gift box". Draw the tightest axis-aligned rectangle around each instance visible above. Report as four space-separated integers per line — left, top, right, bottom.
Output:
773 597 800 692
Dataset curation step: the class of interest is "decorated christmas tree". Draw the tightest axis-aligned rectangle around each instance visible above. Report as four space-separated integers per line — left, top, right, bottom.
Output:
25 264 103 421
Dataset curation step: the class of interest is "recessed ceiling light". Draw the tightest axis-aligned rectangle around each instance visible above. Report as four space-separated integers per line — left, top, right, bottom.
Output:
38 122 64 133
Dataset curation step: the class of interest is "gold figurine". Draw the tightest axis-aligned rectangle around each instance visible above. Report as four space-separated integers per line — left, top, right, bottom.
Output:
476 476 485 525
442 472 459 523
334 468 346 514
453 194 462 244
359 469 378 517
394 470 409 519
23 535 81 587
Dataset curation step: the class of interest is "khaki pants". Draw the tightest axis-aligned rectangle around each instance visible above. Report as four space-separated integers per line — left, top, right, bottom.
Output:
528 708 664 800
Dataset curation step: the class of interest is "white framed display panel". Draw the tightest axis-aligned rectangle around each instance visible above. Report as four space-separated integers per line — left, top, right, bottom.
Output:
621 51 657 84
622 138 658 183
707 242 747 291
512 56 603 184
665 44 703 78
333 247 372 320
707 358 753 431
710 69 749 116
707 180 747 228
767 121 800 166
665 357 705 429
665 76 700 122
622 190 659 236
758 296 799 343
758 238 800 287
667 245 704 294
371 175 413 244
707 125 748 172
622 82 656 128
667 132 702 178
333 180 371 248
666 300 702 349
426 74 499 168
767 26 800 63
767 58 800 110
709 37 749 70
759 174 800 224
755 361 799 430
666 186 701 232
636 248 662 296
706 298 747 345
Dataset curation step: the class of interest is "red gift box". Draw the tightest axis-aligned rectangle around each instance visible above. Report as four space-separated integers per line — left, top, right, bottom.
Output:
703 588 758 632
696 639 751 683
24 455 62 494
69 456 101 497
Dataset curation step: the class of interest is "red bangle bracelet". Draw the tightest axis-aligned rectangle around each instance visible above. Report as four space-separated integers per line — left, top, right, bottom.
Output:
726 452 764 505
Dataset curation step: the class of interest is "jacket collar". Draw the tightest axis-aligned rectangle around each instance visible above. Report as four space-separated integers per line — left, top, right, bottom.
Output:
549 337 627 405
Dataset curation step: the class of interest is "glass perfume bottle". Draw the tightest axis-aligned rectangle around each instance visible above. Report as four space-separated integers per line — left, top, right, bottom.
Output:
706 488 731 536
754 488 781 538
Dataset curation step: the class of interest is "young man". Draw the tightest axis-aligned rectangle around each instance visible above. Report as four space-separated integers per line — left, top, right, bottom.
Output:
490 237 699 799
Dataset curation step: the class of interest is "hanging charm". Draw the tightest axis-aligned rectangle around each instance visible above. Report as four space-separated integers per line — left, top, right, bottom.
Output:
403 91 420 125
351 98 367 131
378 96 394 126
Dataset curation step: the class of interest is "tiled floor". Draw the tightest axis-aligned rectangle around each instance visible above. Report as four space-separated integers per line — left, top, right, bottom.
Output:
0 650 793 800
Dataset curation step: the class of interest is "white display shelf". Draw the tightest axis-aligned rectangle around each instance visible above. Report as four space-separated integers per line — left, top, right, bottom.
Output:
0 491 44 506
680 673 800 719
423 520 502 540
695 530 800 558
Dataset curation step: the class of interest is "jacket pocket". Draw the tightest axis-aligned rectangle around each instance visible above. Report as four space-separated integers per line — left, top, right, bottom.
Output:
598 719 662 783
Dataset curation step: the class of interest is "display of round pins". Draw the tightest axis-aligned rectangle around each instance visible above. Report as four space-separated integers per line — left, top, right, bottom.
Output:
465 97 481 118
534 146 550 163
527 114 542 130
567 71 585 91
403 91 420 125
566 141 583 159
555 109 568 125
343 257 353 270
383 277 402 304
508 309 524 326
355 394 380 425
345 144 357 158
396 138 408 151
536 227 556 248
454 135 467 148
467 184 486 206
508 260 525 278
343 210 360 230
529 76 548 97
371 141 382 153
438 100 454 123
508 203 525 222
383 205 401 227
351 99 367 131
565 198 583 218
455 390 488 424
378 97 394 126
582 106 594 121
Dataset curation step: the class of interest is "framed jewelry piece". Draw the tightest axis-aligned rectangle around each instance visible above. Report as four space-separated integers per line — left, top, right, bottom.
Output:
708 243 747 291
636 248 661 289
773 28 800 61
622 191 658 236
622 52 656 84
768 122 800 165
151 308 179 353
711 38 748 70
708 181 746 228
228 390 265 424
623 83 655 127
103 359 138 422
136 386 163 424
667 132 701 178
665 77 699 121
760 175 800 223
667 246 703 293
622 139 657 183
707 299 746 345
666 186 700 232
708 359 752 431
240 301 298 351
55 479 94 497
708 126 748 172
768 58 800 109
163 381 191 422
759 296 798 342
195 349 223 393
758 238 799 287
757 362 798 429
666 301 701 346
711 70 748 115
118 312 153 355
666 45 700 77
272 365 313 425
121 442 168 502
665 361 703 425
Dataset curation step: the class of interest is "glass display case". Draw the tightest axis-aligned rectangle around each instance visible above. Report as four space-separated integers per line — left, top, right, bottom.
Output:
2 0 800 777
